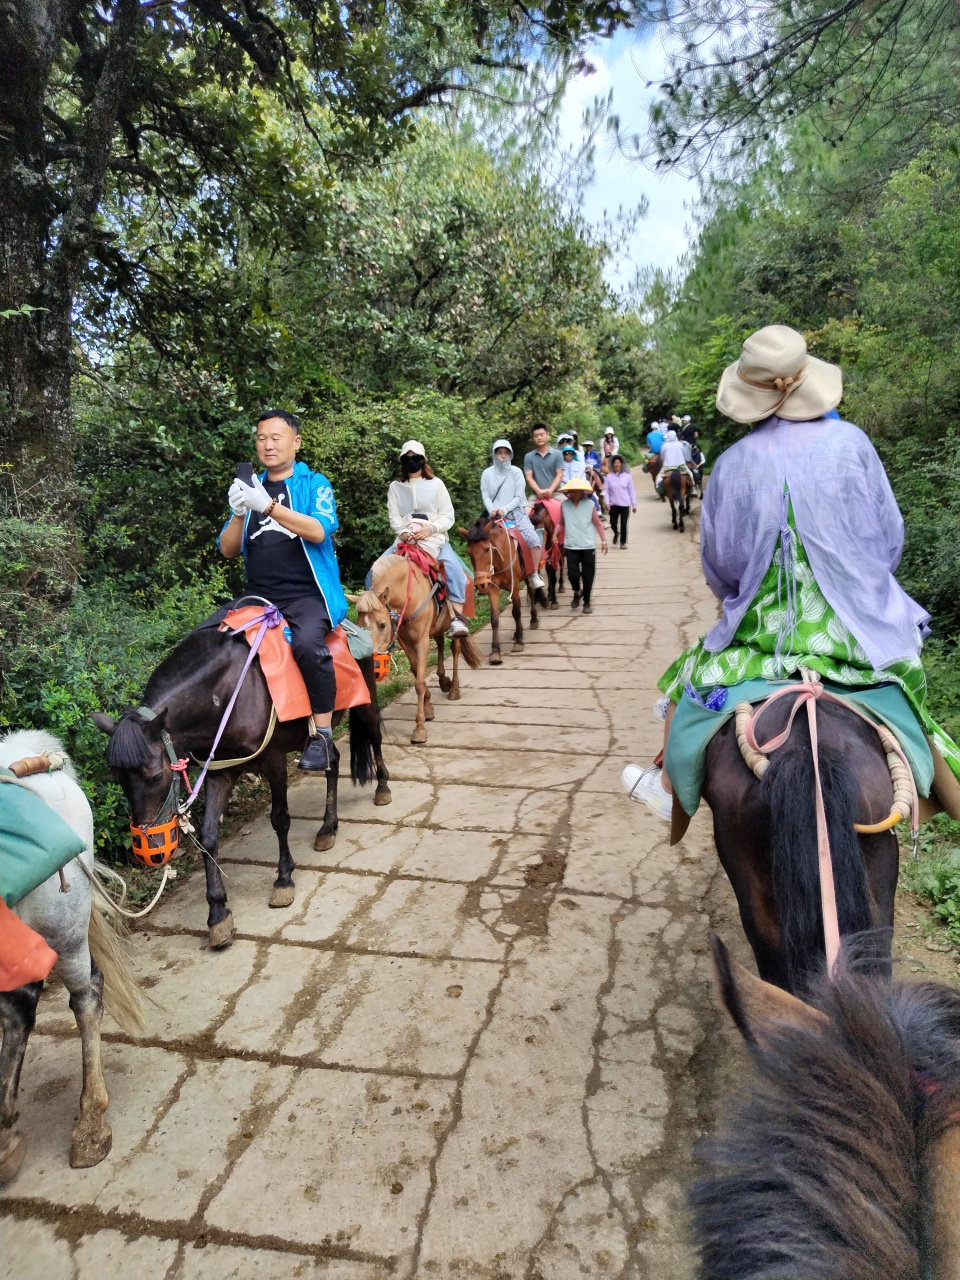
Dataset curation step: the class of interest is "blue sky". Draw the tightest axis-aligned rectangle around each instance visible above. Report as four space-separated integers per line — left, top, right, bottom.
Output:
556 29 701 289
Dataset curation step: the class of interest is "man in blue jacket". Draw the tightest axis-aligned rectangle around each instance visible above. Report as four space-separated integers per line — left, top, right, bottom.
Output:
219 410 348 772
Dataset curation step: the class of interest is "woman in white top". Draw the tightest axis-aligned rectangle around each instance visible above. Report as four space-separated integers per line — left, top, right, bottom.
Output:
372 440 470 636
659 429 692 477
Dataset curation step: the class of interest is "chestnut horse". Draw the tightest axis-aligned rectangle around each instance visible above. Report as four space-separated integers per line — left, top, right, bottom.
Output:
458 515 542 665
661 466 693 531
647 451 663 497
694 935 960 1279
529 500 563 609
350 555 483 745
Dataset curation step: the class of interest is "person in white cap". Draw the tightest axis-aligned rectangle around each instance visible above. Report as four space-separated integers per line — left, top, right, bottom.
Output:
374 441 471 637
600 426 619 467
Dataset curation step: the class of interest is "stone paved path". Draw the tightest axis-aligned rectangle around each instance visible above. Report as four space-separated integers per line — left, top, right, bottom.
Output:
2 473 742 1280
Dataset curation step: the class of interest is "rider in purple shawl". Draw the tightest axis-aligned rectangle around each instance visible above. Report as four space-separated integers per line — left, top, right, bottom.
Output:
701 414 928 671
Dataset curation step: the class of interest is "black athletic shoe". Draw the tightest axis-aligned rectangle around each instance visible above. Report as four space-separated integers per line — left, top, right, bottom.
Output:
299 731 334 772
571 591 581 610
583 603 593 615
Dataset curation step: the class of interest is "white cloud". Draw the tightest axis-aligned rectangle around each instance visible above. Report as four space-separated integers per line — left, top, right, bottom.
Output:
555 31 700 290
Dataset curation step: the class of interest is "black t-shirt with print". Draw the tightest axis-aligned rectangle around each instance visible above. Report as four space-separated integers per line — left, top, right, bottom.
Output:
245 478 317 595
680 424 698 444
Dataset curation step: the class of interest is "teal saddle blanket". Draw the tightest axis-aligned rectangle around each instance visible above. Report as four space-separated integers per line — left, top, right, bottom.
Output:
0 768 88 907
665 677 934 819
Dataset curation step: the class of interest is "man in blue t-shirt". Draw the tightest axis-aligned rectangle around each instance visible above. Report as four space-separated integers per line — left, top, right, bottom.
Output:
646 422 665 454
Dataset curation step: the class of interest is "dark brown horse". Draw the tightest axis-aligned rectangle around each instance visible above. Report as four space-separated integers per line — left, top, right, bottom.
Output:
93 626 390 948
648 451 663 497
698 697 900 995
661 466 693 531
459 515 542 664
693 935 960 1278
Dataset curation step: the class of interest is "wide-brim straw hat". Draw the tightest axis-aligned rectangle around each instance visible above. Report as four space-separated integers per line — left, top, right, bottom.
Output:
716 325 843 423
560 477 593 493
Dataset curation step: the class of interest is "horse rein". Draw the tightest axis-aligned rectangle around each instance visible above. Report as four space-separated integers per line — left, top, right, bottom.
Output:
739 676 920 976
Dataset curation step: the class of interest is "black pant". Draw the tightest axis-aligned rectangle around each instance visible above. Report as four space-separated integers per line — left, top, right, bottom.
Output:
203 590 336 714
609 505 630 545
565 548 596 604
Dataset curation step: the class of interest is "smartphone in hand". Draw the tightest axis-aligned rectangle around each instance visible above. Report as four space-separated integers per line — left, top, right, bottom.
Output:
235 462 255 487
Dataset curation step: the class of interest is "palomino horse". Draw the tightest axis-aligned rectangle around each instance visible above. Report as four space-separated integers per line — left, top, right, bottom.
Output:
350 554 483 745
662 466 693 531
529 499 563 609
694 935 960 1279
93 624 390 948
0 730 145 1184
696 693 901 995
459 515 543 665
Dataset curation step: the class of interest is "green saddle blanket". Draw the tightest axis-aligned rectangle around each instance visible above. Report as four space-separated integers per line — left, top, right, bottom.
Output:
0 768 88 907
665 677 935 819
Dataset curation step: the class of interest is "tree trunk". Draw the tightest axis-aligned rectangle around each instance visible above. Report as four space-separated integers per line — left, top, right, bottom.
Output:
0 0 142 480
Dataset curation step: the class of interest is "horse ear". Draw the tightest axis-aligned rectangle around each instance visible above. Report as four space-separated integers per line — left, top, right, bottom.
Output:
91 713 117 736
142 707 169 738
345 593 360 605
457 527 469 536
376 587 391 605
710 934 827 1048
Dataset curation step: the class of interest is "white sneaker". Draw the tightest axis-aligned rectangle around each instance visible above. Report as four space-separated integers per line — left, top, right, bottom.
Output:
622 764 673 821
448 615 469 637
530 571 545 589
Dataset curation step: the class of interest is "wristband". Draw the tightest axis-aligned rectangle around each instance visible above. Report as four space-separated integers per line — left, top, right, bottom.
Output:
264 499 278 519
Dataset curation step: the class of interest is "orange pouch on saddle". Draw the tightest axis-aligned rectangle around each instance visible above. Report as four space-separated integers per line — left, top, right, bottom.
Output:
223 607 370 717
0 899 57 992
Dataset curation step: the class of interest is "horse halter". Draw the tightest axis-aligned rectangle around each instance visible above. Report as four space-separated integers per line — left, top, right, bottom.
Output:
128 707 189 867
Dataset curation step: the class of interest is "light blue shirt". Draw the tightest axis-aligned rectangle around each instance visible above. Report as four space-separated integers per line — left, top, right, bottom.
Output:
700 416 929 670
647 430 664 454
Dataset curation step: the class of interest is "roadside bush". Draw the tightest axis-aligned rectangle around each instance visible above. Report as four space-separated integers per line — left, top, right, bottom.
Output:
1 576 224 854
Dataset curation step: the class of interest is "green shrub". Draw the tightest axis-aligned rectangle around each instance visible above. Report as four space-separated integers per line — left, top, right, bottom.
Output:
1 576 224 854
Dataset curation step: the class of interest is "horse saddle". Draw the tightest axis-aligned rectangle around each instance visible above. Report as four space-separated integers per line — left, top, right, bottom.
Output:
394 544 475 621
505 524 540 577
221 606 370 719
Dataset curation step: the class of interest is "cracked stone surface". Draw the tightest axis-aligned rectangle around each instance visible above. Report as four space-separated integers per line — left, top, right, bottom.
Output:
2 476 750 1279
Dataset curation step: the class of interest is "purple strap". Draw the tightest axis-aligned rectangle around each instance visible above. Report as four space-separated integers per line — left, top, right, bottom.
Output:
182 604 282 807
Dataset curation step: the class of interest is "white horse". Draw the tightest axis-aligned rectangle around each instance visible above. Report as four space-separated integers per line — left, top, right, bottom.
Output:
0 729 145 1184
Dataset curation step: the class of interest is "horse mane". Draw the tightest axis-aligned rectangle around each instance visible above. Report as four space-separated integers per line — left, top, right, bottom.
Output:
464 514 495 543
354 588 387 615
692 962 960 1278
105 710 152 769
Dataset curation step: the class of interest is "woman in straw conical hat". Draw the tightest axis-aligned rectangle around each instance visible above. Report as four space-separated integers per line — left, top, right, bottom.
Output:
623 323 960 821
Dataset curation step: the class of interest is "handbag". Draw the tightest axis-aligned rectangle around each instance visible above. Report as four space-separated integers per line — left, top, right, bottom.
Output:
0 769 87 907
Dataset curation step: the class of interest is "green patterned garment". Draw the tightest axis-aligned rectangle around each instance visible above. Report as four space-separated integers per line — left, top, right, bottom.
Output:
659 514 960 782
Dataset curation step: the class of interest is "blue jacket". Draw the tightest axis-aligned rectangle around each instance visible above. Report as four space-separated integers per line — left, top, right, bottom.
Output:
218 460 348 628
647 430 664 454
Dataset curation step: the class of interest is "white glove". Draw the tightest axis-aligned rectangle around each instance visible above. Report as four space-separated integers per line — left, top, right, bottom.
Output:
235 475 273 514
228 480 248 517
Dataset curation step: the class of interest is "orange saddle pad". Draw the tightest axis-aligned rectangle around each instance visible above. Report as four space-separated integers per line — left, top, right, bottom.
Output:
0 899 57 992
223 607 370 719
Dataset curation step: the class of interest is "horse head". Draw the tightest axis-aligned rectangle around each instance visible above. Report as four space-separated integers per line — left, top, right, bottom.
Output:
459 516 503 591
347 589 392 653
91 708 181 863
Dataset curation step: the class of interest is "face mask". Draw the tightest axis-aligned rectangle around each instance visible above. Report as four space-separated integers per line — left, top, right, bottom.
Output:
401 454 425 476
494 453 511 472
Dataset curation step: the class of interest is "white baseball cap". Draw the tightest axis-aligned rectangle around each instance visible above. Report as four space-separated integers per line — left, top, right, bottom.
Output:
399 440 426 456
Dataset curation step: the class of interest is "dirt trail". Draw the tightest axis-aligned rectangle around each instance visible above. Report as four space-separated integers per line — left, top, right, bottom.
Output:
3 471 748 1280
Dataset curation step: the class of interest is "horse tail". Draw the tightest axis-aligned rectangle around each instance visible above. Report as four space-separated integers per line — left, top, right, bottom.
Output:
87 898 148 1033
349 655 381 787
670 468 682 501
456 633 484 670
763 725 873 992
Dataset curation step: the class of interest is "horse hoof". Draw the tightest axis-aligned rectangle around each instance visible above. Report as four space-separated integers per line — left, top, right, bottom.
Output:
374 789 393 806
530 617 540 630
511 643 524 654
208 912 235 949
438 678 452 694
0 1132 27 1186
70 1121 112 1169
425 705 435 721
489 653 503 666
448 688 461 701
547 601 560 610
269 885 295 909
410 728 428 745
314 831 337 852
